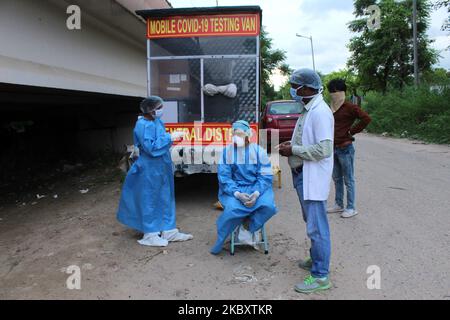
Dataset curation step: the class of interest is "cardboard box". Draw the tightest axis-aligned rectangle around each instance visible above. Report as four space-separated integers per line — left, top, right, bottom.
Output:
159 73 190 99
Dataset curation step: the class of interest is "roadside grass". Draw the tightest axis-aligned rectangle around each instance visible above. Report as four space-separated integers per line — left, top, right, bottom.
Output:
363 85 450 144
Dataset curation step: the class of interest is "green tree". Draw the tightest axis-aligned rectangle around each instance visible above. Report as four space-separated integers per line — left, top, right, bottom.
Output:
348 0 439 93
423 67 450 83
260 27 288 106
275 81 292 101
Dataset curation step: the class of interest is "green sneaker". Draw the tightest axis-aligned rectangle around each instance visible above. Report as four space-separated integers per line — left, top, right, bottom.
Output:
294 275 332 294
298 257 313 271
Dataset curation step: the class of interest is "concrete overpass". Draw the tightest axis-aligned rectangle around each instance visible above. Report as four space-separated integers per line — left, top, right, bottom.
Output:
0 0 171 185
0 0 170 96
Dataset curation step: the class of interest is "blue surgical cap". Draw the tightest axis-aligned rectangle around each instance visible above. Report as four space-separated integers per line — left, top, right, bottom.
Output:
140 96 163 114
290 68 322 90
232 120 251 135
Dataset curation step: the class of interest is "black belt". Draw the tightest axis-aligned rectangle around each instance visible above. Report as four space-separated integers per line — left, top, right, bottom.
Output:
292 165 303 175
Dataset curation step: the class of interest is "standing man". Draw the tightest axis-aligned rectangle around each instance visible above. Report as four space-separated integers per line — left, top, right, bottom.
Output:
278 69 334 294
326 79 372 218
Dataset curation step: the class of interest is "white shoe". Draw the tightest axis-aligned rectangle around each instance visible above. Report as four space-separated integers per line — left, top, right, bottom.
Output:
237 226 254 246
327 204 344 214
237 226 261 250
251 231 261 251
341 209 358 219
137 233 169 247
161 229 193 242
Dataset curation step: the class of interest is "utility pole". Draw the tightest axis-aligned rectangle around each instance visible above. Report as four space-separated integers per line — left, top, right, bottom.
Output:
413 0 420 86
296 34 316 72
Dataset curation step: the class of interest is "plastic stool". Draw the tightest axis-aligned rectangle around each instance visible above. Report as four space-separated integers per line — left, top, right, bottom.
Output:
230 224 269 255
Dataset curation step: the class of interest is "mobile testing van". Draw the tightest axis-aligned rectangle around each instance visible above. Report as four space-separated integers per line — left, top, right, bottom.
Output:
136 6 263 176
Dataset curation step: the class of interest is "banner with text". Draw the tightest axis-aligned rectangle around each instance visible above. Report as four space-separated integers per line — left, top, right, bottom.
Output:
147 14 260 39
166 123 259 146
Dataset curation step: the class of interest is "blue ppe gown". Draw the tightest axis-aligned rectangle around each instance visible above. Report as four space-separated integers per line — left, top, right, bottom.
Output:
211 143 278 254
117 117 176 234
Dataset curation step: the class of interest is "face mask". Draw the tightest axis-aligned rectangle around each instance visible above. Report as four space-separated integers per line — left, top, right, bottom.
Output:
290 87 304 104
233 136 246 148
154 108 164 119
290 86 323 105
330 91 346 113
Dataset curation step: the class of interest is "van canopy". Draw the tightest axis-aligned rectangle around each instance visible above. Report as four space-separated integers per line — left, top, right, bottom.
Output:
136 6 262 19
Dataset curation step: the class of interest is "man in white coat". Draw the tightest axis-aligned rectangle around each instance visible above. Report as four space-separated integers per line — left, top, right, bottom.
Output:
278 68 335 294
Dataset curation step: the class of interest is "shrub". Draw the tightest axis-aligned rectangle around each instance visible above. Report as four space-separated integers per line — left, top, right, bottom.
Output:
362 84 450 144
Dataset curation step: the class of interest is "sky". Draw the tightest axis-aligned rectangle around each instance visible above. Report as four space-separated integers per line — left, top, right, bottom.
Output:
169 0 449 89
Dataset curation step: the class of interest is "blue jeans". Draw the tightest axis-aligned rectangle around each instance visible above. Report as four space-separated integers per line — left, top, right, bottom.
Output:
333 144 356 210
293 171 331 278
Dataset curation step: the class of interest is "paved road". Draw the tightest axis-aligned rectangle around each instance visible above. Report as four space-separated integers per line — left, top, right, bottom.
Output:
1 134 449 299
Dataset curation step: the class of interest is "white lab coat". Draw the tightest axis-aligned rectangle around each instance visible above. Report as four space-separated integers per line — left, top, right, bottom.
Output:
302 95 335 201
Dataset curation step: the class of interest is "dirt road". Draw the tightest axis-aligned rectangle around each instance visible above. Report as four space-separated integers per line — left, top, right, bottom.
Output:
1 134 449 300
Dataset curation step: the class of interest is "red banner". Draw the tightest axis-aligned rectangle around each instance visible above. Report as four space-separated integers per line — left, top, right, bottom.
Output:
166 123 259 146
147 14 260 39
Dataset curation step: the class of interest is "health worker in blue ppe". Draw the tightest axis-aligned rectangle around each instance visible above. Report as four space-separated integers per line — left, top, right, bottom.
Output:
117 96 193 247
210 120 278 255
